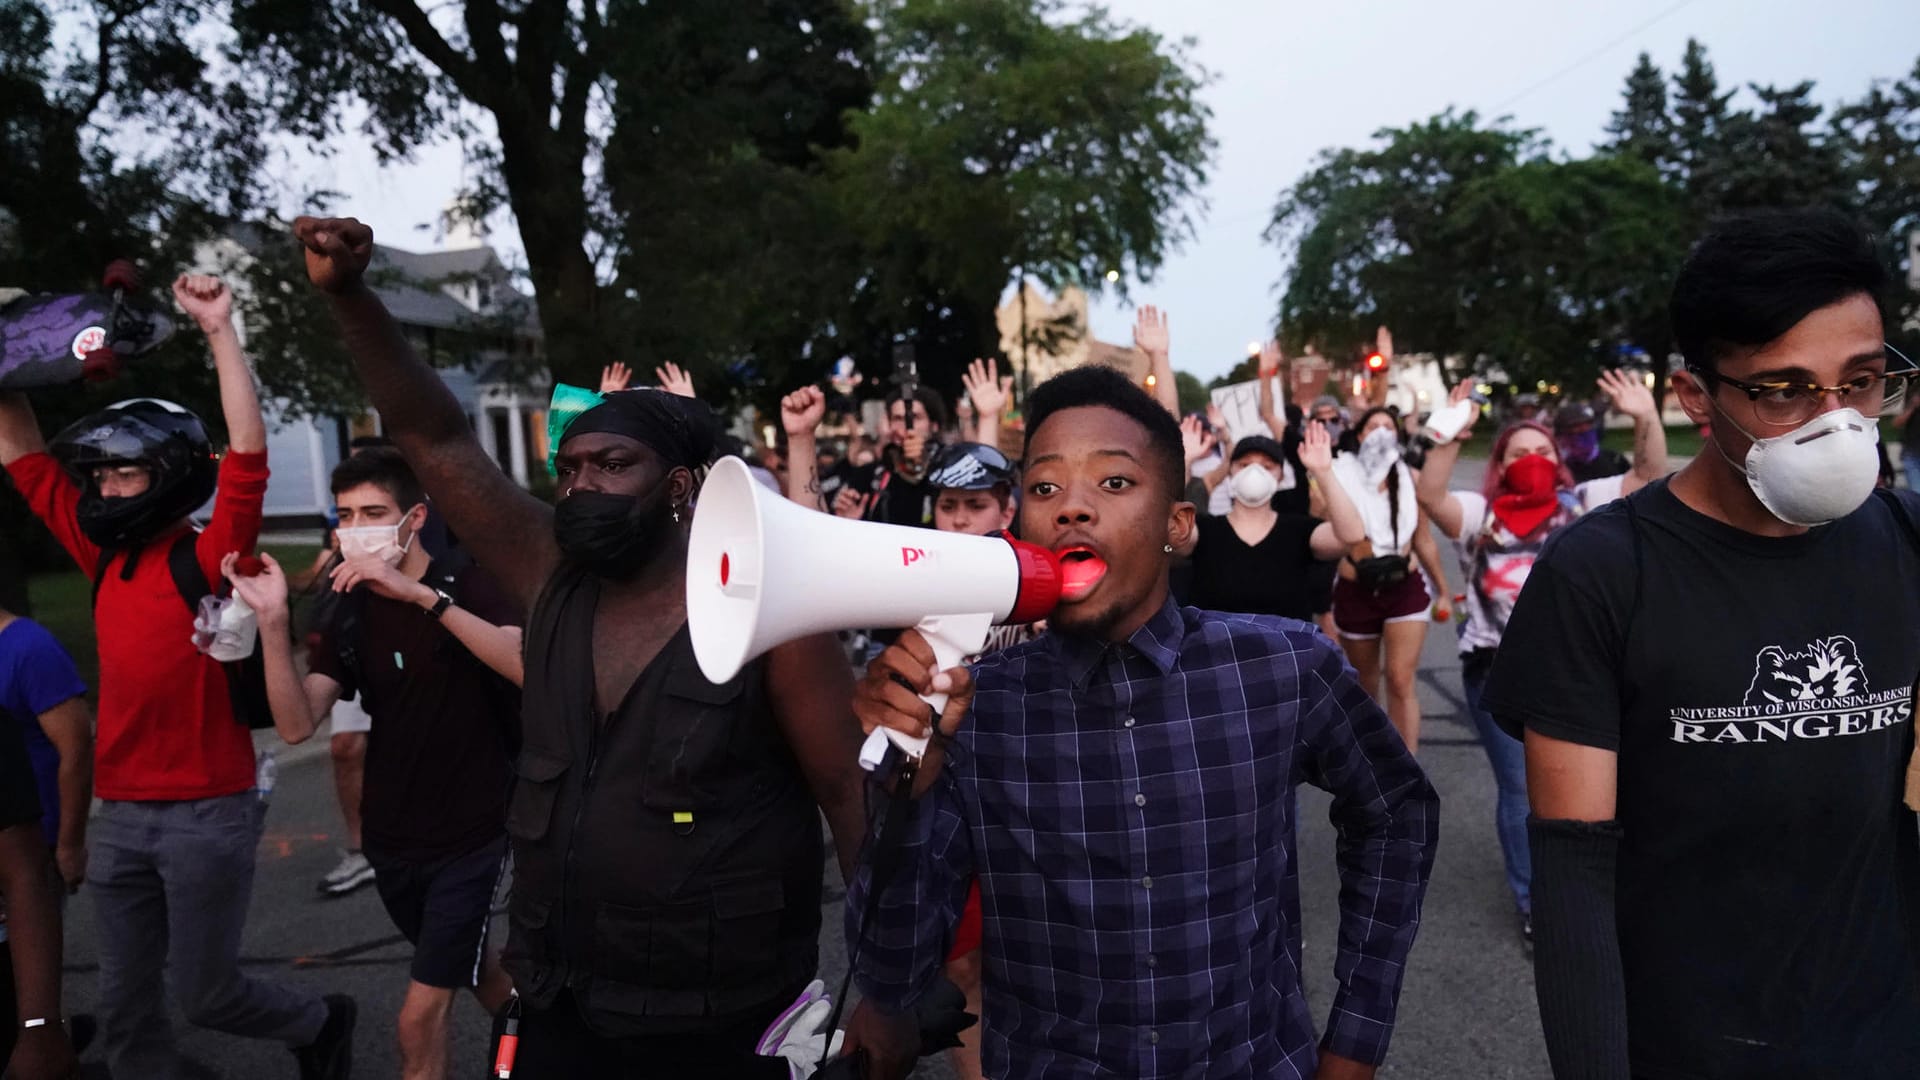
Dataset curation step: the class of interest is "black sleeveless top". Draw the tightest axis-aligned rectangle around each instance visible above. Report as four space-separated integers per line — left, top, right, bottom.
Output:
501 562 822 1035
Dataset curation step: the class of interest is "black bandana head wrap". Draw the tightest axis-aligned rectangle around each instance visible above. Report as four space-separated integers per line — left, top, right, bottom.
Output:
562 389 718 473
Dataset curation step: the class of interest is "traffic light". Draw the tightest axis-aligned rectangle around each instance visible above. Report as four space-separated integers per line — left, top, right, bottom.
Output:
1365 352 1387 373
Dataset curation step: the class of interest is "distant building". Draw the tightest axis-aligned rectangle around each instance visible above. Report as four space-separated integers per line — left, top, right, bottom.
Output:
201 222 547 530
996 283 1143 393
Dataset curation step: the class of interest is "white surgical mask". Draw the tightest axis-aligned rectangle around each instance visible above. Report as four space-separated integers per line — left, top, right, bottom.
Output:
1229 464 1279 507
1717 406 1880 527
1357 427 1401 482
337 508 419 566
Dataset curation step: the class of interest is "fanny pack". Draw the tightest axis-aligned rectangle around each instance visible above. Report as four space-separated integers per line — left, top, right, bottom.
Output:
1351 553 1411 593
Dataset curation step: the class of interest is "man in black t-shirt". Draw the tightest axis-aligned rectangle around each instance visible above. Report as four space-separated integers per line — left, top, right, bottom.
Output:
0 710 78 1079
228 450 523 1080
1484 208 1920 1079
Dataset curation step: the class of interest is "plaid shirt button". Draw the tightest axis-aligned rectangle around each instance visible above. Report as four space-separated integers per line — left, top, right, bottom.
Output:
1140 876 1152 889
1134 793 1147 807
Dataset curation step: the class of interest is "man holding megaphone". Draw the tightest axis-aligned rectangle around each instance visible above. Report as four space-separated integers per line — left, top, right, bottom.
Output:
839 366 1440 1080
293 216 870 1079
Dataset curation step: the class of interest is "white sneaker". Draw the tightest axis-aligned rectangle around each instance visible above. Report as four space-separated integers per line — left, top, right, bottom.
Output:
317 850 375 897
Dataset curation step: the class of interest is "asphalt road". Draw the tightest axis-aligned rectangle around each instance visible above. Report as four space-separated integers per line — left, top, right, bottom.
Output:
54 458 1555 1079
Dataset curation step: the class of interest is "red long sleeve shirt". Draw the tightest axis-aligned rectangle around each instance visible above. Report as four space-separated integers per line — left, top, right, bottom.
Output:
8 450 269 801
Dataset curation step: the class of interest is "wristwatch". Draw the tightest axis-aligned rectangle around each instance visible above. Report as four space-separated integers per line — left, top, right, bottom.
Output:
425 589 454 620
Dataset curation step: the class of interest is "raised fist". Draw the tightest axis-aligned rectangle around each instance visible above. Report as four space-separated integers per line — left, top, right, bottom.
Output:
293 217 375 295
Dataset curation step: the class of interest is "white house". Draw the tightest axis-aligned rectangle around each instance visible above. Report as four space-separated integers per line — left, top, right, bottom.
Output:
203 223 548 530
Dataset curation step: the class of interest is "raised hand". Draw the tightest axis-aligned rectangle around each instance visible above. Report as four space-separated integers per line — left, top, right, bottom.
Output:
962 357 1012 421
599 361 633 393
171 274 233 331
1597 368 1657 421
222 551 290 624
832 488 874 520
1205 402 1230 445
782 385 828 438
1133 305 1170 358
1258 339 1283 379
1444 381 1481 442
1299 418 1334 472
1180 414 1217 467
1376 325 1395 363
292 216 375 294
656 362 696 398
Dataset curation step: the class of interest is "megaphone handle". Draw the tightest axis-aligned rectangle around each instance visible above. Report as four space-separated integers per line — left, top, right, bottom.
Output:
858 613 993 771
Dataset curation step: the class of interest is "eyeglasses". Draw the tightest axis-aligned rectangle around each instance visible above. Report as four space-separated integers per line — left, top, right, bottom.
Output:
1697 344 1918 427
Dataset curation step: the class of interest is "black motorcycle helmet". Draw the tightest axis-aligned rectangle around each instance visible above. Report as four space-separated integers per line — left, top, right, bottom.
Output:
50 398 217 549
925 441 1015 492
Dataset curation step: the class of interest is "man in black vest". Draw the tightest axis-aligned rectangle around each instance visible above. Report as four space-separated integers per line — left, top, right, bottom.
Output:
227 449 523 1080
293 216 868 1078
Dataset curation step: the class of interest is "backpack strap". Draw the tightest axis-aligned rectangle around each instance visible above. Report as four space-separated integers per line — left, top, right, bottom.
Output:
89 547 117 611
1874 488 1920 552
166 530 216 609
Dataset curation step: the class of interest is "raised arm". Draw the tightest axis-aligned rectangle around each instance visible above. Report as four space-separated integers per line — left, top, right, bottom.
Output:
0 391 46 467
780 386 830 512
172 275 264 454
224 554 330 746
961 358 1012 448
1301 423 1366 558
1256 341 1287 439
1410 510 1449 606
1598 369 1668 496
1172 415 1217 557
1132 305 1179 418
1415 383 1476 539
294 216 557 611
326 555 526 686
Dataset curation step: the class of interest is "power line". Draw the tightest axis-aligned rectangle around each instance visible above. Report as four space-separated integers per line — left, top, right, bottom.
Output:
1487 0 1708 114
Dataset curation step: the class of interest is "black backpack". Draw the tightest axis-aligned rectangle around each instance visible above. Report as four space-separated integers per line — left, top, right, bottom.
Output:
92 532 276 730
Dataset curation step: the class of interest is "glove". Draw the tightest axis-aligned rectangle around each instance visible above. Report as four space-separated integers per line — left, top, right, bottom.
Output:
757 979 847 1080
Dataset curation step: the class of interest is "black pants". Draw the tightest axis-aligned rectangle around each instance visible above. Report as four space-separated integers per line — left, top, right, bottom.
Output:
490 988 794 1079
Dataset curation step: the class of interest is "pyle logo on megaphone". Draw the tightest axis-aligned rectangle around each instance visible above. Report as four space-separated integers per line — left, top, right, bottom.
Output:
687 457 1063 767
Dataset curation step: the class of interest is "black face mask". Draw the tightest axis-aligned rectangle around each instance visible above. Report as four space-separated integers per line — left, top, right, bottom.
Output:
553 488 673 580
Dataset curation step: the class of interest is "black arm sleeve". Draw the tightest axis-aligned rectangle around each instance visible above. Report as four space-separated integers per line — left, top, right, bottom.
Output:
1529 816 1629 1080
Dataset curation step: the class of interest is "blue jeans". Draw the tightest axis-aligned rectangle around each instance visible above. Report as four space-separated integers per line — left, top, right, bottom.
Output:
1462 650 1530 916
1903 453 1920 493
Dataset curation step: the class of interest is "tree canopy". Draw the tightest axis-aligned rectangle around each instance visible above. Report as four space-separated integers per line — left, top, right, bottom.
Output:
1271 40 1920 393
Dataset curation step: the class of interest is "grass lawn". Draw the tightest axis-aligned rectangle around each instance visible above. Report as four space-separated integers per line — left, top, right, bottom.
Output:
28 542 321 693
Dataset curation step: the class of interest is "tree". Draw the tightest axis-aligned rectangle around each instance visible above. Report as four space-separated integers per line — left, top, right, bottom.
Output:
1669 38 1736 219
1714 81 1850 210
1269 110 1538 362
825 0 1213 404
1174 370 1208 414
1832 58 1920 343
1604 52 1671 173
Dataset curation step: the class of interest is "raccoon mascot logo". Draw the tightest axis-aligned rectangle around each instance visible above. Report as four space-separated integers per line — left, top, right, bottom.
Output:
1744 637 1867 707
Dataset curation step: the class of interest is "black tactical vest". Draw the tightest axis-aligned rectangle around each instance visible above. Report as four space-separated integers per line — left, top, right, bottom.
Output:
502 564 822 1036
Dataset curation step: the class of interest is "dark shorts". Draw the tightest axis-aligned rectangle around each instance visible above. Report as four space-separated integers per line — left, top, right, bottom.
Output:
366 834 508 989
1332 572 1431 639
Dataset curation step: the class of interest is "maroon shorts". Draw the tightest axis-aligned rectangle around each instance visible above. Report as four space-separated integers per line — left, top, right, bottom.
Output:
1332 572 1431 639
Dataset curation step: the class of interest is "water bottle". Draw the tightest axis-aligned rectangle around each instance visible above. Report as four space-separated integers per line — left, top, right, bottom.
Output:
256 747 278 803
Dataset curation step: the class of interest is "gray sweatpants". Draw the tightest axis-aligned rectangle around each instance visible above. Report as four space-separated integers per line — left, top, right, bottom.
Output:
89 791 328 1079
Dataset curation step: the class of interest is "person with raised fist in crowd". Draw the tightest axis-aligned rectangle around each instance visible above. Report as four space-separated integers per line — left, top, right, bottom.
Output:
224 447 524 1080
841 364 1438 1080
293 215 866 1078
1414 372 1668 946
1485 208 1920 1079
0 273 357 1080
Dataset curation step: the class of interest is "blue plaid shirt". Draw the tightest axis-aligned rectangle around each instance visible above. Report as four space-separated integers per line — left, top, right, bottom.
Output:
848 599 1439 1078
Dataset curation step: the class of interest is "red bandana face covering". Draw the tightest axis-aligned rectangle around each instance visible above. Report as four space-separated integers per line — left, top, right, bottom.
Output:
1491 454 1562 538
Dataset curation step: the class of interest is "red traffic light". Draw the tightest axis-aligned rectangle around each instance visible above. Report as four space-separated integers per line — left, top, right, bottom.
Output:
1365 352 1387 372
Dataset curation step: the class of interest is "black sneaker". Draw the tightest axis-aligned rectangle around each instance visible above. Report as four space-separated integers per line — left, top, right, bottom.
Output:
294 994 357 1080
1521 912 1534 951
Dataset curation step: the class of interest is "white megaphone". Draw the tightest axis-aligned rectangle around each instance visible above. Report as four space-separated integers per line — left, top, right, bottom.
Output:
688 456 1062 769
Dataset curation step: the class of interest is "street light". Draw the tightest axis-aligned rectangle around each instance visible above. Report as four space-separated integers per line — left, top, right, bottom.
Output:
1105 269 1120 283
1247 341 1261 356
